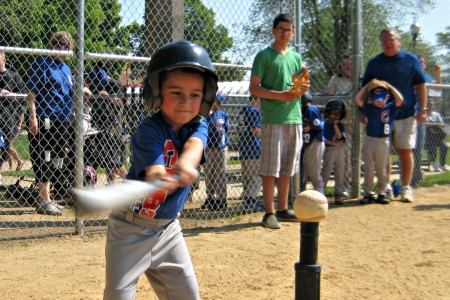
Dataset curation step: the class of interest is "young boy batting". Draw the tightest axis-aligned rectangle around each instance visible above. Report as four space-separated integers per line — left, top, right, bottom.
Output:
103 40 219 300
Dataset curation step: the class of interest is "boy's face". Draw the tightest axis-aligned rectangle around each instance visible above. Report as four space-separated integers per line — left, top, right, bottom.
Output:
160 69 204 131
272 21 294 44
373 99 387 108
327 109 341 121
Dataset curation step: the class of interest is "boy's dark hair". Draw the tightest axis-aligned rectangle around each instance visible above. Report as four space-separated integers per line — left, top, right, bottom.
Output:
273 13 294 29
158 68 205 90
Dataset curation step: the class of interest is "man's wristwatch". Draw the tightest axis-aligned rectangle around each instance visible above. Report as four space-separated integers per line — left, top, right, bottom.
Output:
419 107 427 112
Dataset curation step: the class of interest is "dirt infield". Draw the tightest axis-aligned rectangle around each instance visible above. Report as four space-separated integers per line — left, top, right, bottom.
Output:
0 185 449 300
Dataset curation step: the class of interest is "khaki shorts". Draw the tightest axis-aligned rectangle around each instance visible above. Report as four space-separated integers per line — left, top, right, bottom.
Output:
259 124 302 177
392 116 417 150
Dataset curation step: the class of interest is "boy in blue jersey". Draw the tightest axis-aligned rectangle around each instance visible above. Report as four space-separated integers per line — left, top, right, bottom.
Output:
26 31 74 216
238 94 264 213
103 40 219 300
321 99 347 204
300 92 325 194
201 92 230 211
355 79 404 204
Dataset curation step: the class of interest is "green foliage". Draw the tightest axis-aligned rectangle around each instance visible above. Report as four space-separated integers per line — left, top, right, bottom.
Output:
0 0 135 80
238 0 436 92
183 0 244 81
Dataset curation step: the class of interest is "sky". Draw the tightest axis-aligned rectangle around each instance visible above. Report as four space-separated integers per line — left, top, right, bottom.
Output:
397 0 449 48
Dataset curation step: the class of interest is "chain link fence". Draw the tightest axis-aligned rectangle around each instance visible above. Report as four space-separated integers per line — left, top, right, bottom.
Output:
0 0 449 240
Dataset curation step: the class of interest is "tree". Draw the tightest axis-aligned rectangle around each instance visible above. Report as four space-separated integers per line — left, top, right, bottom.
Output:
125 0 244 81
436 27 450 78
235 0 436 92
0 0 134 79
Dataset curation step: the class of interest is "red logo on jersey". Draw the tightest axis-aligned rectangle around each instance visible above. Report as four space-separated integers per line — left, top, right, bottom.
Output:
216 119 226 133
138 139 178 217
381 109 390 123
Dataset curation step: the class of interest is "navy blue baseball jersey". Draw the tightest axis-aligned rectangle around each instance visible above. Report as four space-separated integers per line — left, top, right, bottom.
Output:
362 100 397 138
27 56 74 122
205 110 230 149
323 122 346 143
302 105 324 147
238 106 261 160
126 112 208 219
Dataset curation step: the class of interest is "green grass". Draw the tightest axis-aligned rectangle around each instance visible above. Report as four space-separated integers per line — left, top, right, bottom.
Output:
13 134 30 160
324 170 450 197
417 171 450 187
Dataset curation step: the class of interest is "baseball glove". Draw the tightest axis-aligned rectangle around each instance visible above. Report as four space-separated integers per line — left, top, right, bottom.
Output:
290 66 310 97
367 78 388 91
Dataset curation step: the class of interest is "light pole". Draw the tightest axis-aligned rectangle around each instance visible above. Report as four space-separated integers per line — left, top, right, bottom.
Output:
410 20 421 53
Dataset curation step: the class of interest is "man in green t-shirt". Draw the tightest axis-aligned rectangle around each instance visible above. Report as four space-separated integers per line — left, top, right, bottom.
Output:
249 13 310 229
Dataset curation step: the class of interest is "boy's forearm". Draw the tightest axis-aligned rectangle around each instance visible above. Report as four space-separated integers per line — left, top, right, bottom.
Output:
334 125 343 139
178 136 204 170
354 85 367 108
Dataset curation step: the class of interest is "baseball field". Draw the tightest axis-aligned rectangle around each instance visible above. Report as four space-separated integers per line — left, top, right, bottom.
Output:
0 185 449 300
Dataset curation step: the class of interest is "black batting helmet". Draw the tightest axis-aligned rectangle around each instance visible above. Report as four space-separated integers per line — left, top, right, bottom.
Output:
301 91 313 106
324 99 347 121
143 40 219 117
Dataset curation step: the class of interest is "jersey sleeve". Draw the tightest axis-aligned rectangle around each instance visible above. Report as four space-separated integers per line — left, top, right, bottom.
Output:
129 119 165 179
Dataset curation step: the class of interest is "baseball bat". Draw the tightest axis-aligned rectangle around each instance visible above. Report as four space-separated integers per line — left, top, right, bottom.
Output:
72 178 175 210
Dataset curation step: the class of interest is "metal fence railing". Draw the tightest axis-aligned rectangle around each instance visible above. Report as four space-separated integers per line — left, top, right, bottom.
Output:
0 0 448 240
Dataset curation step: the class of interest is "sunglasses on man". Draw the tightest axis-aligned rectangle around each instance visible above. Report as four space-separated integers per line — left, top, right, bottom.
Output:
54 42 70 50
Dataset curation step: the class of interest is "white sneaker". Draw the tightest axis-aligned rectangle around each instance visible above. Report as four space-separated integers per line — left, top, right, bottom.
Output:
385 184 393 200
35 201 63 216
442 165 449 171
401 186 414 203
432 163 441 172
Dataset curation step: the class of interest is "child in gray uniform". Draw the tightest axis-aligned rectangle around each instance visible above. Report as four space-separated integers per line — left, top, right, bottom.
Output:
321 99 347 204
355 79 403 204
104 40 219 300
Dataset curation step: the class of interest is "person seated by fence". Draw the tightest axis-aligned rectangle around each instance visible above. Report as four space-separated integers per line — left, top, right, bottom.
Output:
26 31 75 216
0 50 27 188
88 62 128 183
238 94 264 213
326 54 352 95
300 92 325 194
425 102 448 172
201 92 230 212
